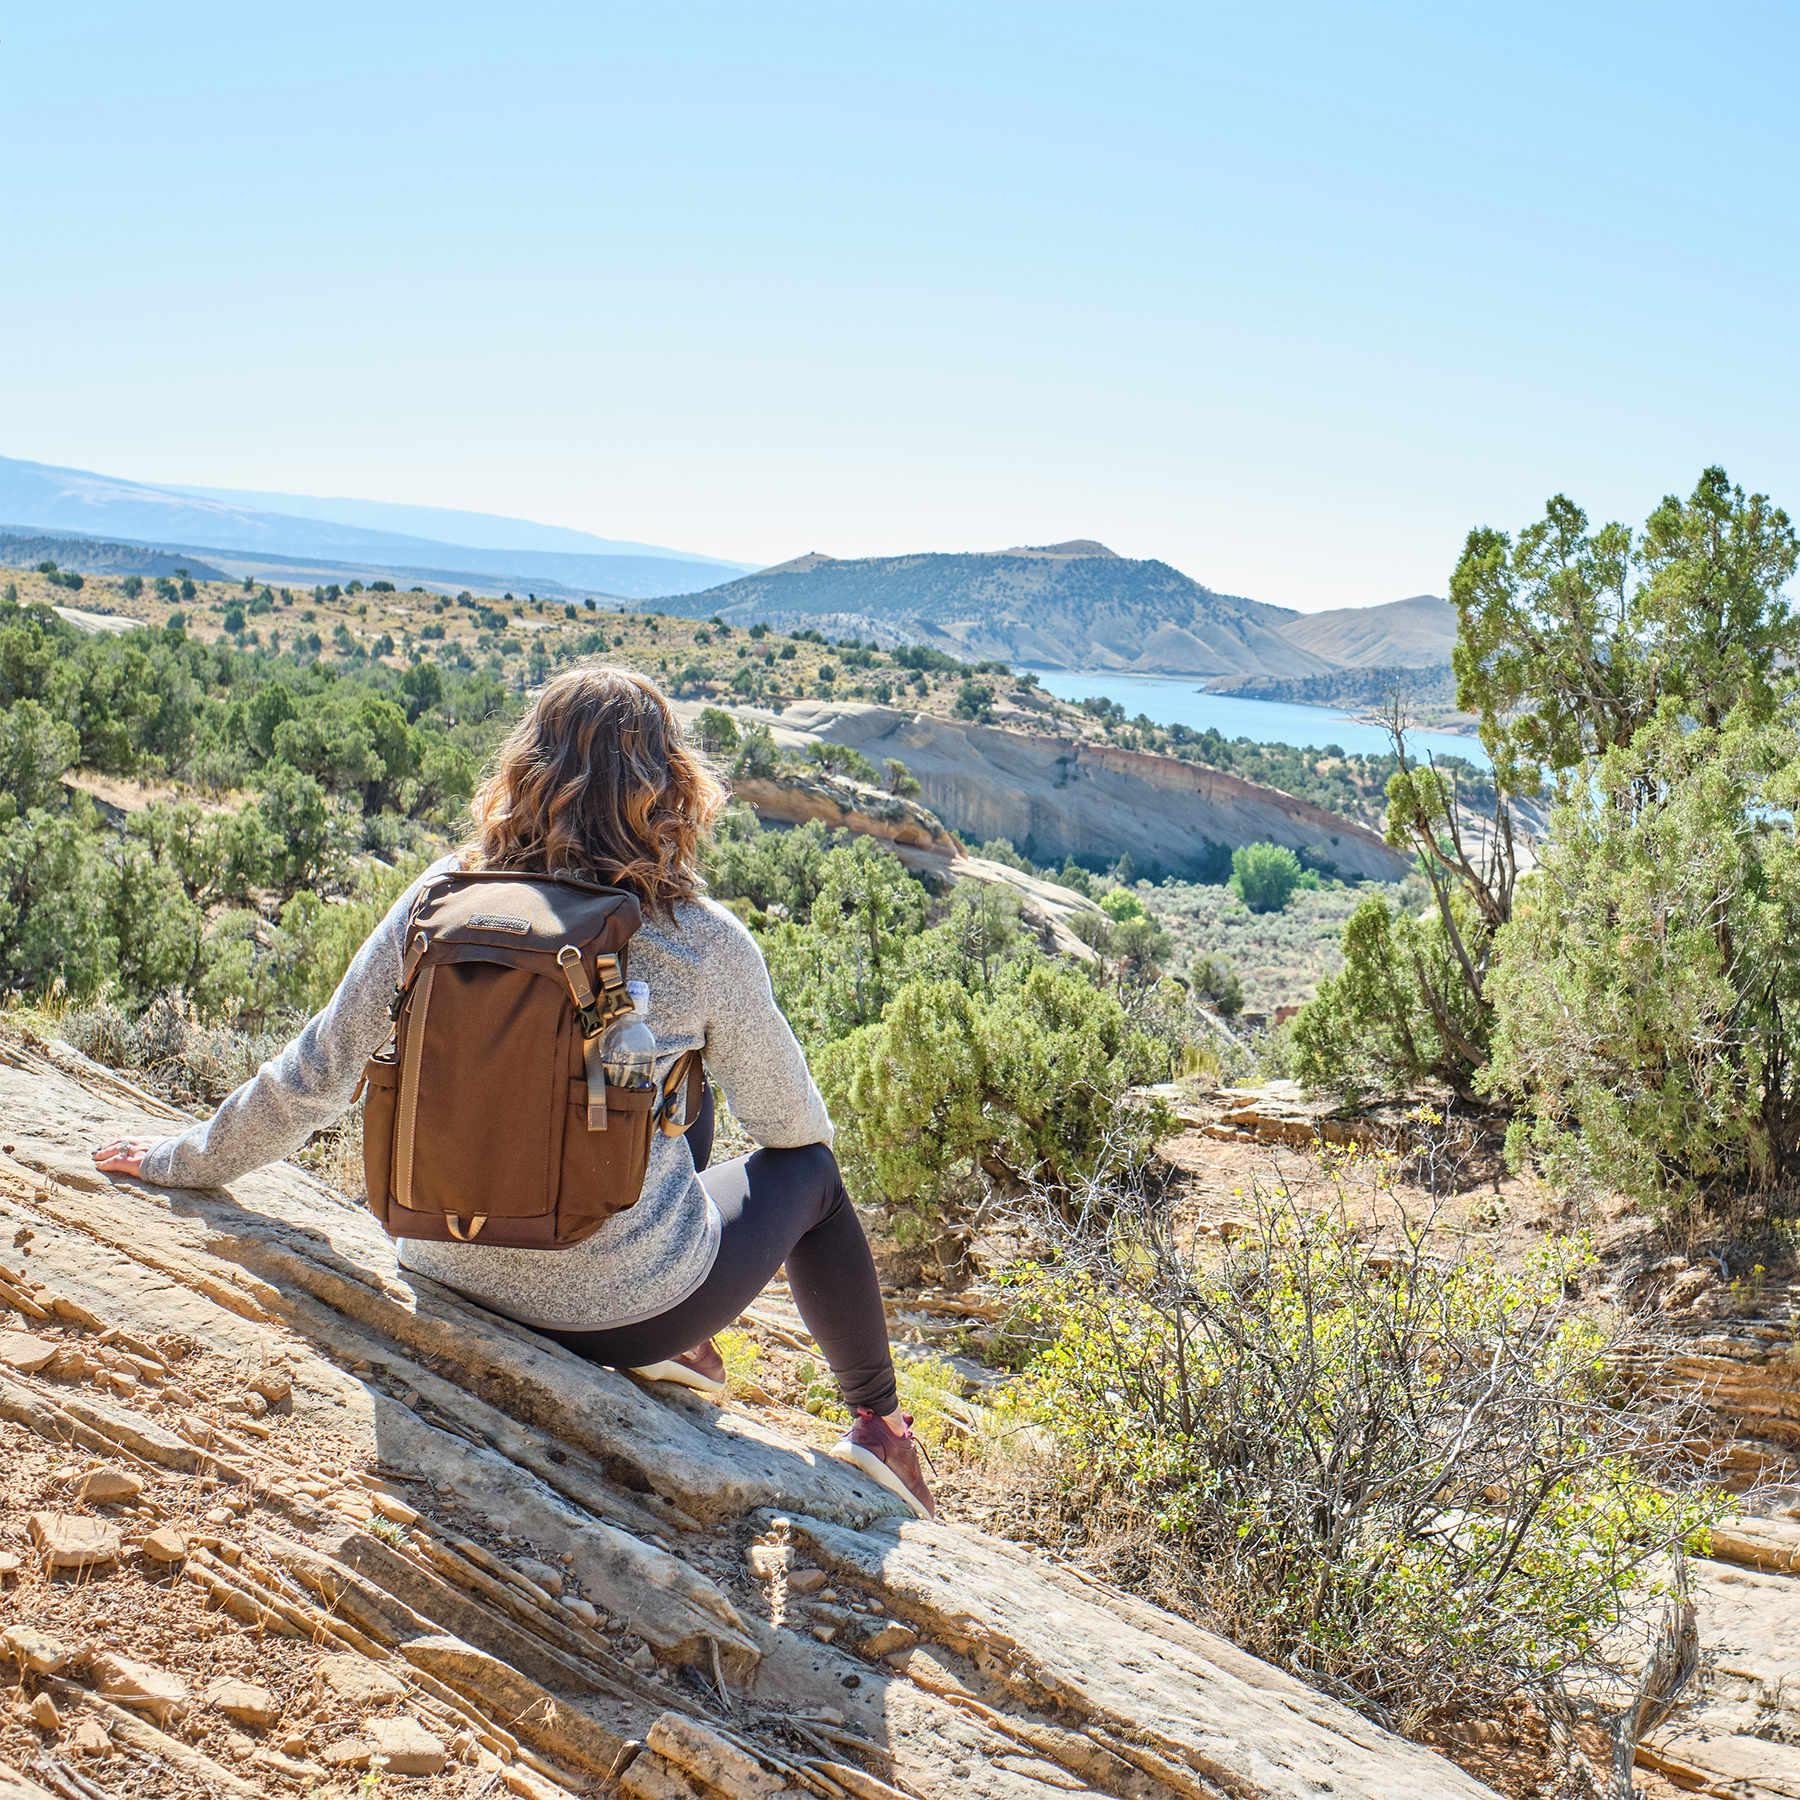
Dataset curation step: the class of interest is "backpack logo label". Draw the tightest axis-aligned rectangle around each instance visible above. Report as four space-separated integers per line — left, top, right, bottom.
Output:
469 913 531 934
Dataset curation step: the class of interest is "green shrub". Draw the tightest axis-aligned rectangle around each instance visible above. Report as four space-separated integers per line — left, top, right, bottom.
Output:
0 700 79 815
1229 841 1303 913
761 837 928 1039
1290 892 1490 1102
953 678 995 721
0 804 112 999
730 723 782 779
805 740 879 783
1485 704 1800 1212
694 706 740 754
882 756 921 797
816 961 1168 1236
1188 953 1243 1021
704 808 837 919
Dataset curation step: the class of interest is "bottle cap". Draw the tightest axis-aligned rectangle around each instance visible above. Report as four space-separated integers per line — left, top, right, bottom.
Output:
626 979 651 1010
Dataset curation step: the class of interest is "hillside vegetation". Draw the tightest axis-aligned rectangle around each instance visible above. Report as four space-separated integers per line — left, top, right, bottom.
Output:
4 556 1477 834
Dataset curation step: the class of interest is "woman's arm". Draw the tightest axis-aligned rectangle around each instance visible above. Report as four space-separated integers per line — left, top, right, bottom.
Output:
113 877 426 1189
700 905 834 1148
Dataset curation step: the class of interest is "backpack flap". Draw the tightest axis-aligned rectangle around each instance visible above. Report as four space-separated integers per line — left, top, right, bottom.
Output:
411 870 642 961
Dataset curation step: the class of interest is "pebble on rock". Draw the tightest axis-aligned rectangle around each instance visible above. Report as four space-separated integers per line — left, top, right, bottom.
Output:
747 1543 791 1580
516 1556 564 1597
249 1366 293 1406
861 1620 920 1658
74 1465 144 1505
204 1677 282 1730
315 1652 408 1706
68 1719 112 1757
366 1714 448 1775
140 1526 190 1564
321 1735 374 1771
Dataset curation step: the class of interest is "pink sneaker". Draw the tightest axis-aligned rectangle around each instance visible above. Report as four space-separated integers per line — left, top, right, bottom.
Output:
630 1338 728 1399
829 1409 936 1519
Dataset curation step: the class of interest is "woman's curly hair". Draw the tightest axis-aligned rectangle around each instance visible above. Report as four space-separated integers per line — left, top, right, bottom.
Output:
464 666 725 914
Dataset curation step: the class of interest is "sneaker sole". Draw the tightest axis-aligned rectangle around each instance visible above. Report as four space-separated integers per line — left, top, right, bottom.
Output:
828 1440 932 1520
629 1359 727 1399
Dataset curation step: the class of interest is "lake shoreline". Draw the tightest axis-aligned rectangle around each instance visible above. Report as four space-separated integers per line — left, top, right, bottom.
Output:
1019 666 1491 767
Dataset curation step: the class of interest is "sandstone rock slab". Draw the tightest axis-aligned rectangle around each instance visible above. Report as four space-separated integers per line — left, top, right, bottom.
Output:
1 1625 71 1675
0 1027 1501 1800
0 1331 57 1373
366 1714 447 1775
73 1463 143 1504
27 1511 119 1570
91 1650 190 1721
204 1677 281 1729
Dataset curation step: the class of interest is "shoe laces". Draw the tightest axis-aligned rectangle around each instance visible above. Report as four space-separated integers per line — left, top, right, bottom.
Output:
856 1407 935 1475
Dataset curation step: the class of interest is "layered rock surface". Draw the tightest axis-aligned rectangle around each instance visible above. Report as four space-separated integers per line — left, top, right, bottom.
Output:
0 1028 1493 1799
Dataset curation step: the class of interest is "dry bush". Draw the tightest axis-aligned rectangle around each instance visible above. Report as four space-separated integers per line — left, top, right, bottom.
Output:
58 995 289 1107
1004 1132 1729 1789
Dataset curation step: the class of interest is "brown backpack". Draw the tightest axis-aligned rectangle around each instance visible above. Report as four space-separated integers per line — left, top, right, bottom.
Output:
359 869 702 1249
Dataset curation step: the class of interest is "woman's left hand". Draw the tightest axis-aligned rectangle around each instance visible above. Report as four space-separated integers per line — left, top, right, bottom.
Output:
92 1137 159 1178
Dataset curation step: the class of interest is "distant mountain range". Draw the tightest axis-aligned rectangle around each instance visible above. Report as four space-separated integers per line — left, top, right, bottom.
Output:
659 540 1455 682
0 455 1457 686
0 455 749 600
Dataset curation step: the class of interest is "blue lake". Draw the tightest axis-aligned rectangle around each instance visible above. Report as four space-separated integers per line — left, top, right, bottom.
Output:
1027 669 1491 769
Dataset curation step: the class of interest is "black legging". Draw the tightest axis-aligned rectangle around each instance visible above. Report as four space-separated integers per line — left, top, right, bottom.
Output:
536 1084 900 1416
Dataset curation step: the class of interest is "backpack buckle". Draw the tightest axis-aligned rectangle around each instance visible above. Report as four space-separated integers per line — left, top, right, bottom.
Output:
593 951 632 1026
557 944 607 1039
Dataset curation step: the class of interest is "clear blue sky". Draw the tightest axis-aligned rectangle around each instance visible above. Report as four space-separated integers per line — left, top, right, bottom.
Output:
6 2 1796 609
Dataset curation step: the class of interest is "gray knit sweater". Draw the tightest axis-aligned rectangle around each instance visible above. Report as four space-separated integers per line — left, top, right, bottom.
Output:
142 858 833 1331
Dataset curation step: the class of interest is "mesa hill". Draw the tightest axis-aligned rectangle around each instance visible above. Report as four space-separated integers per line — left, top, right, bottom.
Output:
0 1028 1495 1799
658 541 1455 680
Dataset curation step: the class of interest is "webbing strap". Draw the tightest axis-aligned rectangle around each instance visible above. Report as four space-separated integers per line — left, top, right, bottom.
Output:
385 930 431 1036
580 1033 608 1130
657 1051 705 1138
558 945 609 1128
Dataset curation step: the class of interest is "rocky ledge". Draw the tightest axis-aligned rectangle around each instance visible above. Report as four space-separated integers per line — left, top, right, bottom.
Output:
0 1027 1494 1798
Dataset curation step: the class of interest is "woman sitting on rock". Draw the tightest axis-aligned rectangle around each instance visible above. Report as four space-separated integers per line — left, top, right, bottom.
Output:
92 666 934 1519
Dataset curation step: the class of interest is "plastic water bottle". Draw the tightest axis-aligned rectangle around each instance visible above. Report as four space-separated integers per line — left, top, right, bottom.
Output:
603 980 657 1089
